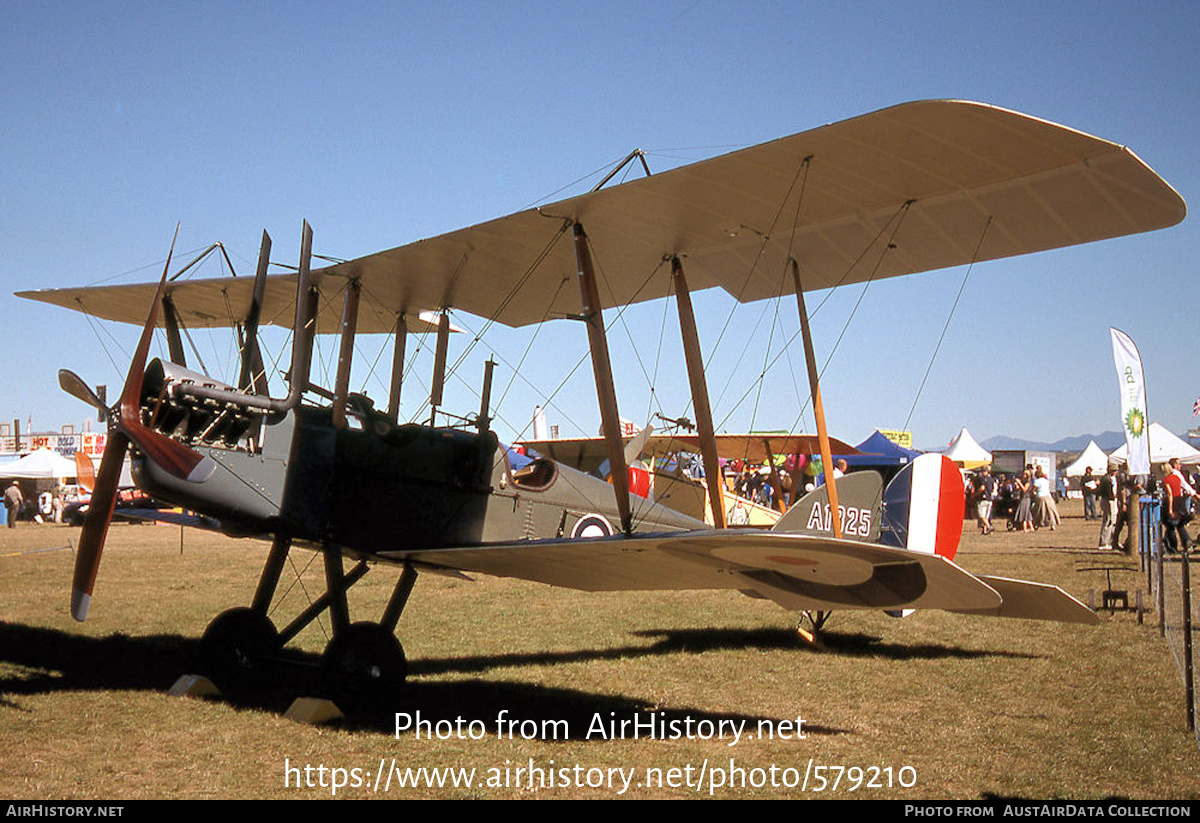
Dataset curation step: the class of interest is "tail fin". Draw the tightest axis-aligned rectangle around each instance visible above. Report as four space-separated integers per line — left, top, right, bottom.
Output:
75 451 96 495
879 453 964 561
595 424 654 500
771 470 883 540
879 453 964 619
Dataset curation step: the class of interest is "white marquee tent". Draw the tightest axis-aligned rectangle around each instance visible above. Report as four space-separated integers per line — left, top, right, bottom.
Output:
942 427 992 468
1065 440 1110 477
1064 440 1110 498
0 448 77 480
1108 423 1200 467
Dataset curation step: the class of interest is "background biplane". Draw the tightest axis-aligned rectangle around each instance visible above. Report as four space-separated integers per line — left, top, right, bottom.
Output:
18 100 1185 696
517 429 861 526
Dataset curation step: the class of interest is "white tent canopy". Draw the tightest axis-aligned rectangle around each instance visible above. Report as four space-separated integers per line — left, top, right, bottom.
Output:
942 427 992 467
0 448 77 480
1108 423 1200 467
1065 441 1110 477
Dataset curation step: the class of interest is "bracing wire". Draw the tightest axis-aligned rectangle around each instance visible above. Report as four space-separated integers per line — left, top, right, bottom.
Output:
902 216 993 432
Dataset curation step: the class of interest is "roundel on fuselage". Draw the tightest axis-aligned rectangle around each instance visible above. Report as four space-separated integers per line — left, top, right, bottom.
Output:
571 513 614 539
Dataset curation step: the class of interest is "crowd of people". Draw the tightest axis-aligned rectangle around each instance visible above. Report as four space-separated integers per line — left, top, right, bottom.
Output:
967 465 1064 535
965 458 1200 553
727 457 848 512
2 480 70 526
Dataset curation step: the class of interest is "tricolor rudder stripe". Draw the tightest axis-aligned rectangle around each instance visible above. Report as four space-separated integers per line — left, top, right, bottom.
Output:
881 454 964 561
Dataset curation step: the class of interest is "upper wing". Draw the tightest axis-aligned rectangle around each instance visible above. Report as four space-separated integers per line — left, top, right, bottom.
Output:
650 433 859 463
18 100 1184 330
382 530 1007 613
16 274 449 334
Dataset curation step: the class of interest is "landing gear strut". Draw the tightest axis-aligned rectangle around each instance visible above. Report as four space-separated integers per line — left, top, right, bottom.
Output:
197 534 419 702
318 548 416 702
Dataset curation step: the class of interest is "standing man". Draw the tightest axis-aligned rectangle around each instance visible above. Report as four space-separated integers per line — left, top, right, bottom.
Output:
4 481 23 528
1097 464 1118 549
815 458 846 487
1081 466 1099 520
1111 467 1137 553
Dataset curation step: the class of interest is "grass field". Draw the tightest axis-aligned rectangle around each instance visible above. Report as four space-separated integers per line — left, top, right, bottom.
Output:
1 499 1197 799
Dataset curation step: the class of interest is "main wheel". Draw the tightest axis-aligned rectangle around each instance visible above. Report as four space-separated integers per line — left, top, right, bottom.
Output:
199 607 280 695
321 622 407 702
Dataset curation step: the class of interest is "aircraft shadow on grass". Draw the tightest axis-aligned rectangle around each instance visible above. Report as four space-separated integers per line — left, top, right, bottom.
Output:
0 620 1033 737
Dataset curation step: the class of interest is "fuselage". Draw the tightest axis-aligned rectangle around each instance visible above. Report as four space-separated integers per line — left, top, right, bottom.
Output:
133 373 703 556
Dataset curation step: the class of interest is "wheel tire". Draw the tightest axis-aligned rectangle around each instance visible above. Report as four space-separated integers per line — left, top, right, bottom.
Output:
321 622 407 703
199 607 280 695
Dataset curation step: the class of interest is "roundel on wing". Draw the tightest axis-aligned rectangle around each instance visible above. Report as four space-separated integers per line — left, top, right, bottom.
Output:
571 513 614 539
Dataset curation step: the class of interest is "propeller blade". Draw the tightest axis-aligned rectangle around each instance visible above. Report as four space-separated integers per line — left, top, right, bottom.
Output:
71 430 129 621
118 225 177 428
112 223 213 483
58 369 107 418
71 224 204 621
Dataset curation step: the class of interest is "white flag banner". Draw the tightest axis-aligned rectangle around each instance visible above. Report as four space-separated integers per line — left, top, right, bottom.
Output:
1110 327 1150 476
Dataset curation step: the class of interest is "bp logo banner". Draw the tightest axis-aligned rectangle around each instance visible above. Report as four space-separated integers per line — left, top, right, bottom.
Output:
1110 327 1150 476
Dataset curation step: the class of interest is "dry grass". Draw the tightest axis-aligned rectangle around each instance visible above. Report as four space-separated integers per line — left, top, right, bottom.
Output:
1 501 1197 799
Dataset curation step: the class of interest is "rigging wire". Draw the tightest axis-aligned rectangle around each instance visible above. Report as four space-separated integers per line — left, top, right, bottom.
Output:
351 309 392 398
702 155 813 437
80 245 217 289
702 156 812 382
591 240 671 427
902 216 993 432
778 202 916 439
492 277 570 415
271 549 327 643
73 298 126 378
741 158 816 462
440 221 573 388
818 203 915 378
645 286 673 434
707 201 915 440
518 154 642 210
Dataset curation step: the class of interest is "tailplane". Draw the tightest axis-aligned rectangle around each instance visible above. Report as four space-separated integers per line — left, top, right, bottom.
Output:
772 453 967 620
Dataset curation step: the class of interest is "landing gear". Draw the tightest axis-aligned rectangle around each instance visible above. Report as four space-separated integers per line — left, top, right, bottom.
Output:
320 560 416 700
795 609 831 648
199 606 281 694
322 622 407 700
198 533 419 704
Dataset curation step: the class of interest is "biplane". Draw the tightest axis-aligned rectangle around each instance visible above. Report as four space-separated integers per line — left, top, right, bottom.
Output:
18 100 1185 695
517 429 861 527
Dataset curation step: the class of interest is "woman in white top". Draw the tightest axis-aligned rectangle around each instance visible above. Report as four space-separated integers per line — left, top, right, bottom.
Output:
1032 466 1060 530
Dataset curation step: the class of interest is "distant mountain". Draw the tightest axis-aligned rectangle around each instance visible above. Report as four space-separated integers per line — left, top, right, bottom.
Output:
981 431 1127 453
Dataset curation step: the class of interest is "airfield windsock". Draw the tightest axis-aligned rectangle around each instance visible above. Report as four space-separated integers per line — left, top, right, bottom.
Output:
1110 328 1150 476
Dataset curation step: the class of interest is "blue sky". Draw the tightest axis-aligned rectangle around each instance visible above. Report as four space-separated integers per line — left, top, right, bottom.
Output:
2 1 1197 450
